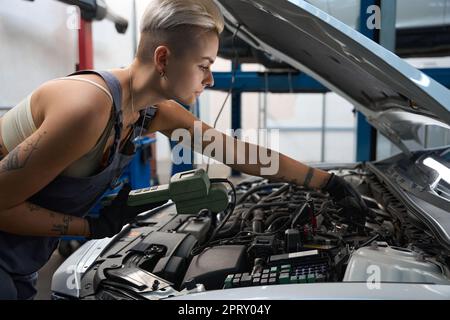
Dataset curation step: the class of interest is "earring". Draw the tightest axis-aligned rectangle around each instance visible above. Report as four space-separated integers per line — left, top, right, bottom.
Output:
160 70 166 78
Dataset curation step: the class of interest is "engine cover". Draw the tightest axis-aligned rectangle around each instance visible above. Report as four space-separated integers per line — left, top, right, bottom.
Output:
182 245 249 290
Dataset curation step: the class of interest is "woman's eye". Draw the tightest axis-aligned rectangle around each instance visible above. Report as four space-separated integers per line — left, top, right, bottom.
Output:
199 65 209 72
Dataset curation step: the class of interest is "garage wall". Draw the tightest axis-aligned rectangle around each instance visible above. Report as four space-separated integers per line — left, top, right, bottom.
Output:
92 0 135 70
199 60 357 178
0 0 77 111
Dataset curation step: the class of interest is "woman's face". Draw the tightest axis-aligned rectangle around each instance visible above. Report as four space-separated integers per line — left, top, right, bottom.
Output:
165 31 219 105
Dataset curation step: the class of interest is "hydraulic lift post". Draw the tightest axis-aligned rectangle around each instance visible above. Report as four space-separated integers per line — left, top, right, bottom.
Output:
77 19 93 70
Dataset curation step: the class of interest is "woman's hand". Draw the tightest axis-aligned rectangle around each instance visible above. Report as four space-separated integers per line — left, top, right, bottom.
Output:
322 173 368 222
86 184 167 239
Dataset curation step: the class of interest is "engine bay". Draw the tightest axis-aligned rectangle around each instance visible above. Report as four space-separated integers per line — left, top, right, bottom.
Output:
61 165 450 300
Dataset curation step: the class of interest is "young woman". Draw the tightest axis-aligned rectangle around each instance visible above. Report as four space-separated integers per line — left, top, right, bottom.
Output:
0 0 366 299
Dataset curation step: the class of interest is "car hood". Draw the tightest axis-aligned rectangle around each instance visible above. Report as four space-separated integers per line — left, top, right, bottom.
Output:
215 0 450 153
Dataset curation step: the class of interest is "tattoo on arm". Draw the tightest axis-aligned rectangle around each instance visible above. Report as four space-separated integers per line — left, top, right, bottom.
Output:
303 168 315 188
51 215 73 236
0 132 46 173
27 203 41 212
26 202 55 218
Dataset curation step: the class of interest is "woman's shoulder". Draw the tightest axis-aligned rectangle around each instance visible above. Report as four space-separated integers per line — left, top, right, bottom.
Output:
31 75 113 128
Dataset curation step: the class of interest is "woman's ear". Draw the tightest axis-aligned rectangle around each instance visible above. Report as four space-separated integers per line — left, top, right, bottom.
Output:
154 45 170 74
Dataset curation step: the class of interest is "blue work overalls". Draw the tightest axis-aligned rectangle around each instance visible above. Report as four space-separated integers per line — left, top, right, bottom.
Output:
0 71 143 299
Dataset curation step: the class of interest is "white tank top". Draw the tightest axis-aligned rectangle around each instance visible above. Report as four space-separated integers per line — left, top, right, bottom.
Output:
0 77 116 178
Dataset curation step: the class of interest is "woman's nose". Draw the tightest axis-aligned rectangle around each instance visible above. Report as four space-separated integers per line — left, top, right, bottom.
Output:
204 70 214 88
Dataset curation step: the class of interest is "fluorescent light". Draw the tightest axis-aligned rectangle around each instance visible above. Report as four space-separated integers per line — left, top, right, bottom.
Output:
423 157 450 189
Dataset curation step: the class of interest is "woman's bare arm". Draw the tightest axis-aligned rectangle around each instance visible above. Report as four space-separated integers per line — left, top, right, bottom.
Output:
0 80 111 236
149 100 331 189
0 202 89 237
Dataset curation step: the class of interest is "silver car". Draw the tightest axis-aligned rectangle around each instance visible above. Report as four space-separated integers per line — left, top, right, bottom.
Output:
52 0 450 300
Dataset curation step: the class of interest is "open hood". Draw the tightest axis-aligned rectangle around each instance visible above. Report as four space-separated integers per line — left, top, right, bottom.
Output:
215 0 450 153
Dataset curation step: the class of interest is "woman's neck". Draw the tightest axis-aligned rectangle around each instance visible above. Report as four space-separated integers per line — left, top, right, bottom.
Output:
125 61 168 111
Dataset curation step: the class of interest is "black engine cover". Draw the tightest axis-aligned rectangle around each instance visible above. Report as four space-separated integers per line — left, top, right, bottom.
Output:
182 245 248 290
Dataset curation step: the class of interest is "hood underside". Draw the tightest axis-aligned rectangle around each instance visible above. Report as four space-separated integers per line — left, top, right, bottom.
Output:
215 0 450 152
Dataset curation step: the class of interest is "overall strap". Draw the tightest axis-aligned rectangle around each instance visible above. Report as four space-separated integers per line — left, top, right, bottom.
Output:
68 70 124 163
134 106 158 138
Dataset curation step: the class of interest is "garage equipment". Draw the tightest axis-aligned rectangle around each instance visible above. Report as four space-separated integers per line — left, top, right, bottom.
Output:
102 169 230 215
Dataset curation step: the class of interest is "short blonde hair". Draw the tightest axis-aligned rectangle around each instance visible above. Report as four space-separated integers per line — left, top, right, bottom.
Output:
137 0 224 61
141 0 224 34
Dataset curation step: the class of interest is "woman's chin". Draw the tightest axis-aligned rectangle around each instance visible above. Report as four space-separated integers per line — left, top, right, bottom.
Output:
178 95 197 106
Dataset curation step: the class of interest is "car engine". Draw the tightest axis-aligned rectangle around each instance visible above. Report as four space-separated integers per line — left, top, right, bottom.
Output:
55 165 450 300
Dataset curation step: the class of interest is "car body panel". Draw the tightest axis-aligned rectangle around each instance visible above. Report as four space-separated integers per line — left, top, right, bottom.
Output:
51 238 112 298
168 283 450 300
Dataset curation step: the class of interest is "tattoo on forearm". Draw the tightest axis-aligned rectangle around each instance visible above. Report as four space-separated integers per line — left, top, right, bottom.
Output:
4 146 21 171
27 203 41 212
26 202 55 217
0 132 46 173
303 168 315 188
51 215 73 235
